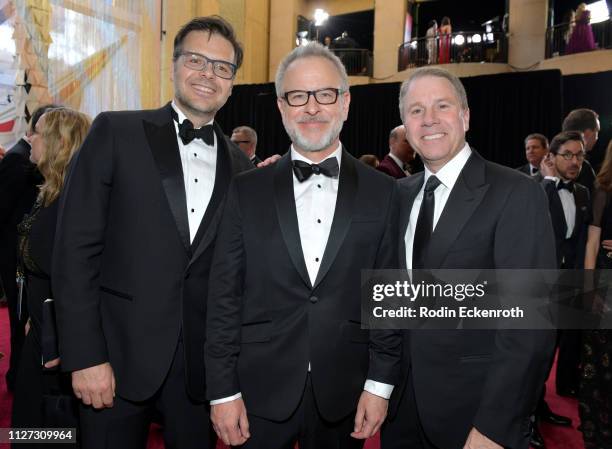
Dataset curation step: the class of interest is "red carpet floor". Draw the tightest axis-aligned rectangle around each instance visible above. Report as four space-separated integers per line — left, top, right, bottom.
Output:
0 305 584 448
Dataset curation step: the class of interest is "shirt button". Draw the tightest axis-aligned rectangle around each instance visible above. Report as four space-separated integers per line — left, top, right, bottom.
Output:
194 179 198 183
193 153 197 157
191 208 195 213
315 257 320 262
317 219 321 223
309 296 318 303
317 184 321 188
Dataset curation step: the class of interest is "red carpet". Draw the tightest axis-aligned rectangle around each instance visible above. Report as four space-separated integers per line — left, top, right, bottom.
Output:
0 305 583 448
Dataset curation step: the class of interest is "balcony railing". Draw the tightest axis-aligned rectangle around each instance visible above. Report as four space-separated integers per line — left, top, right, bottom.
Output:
397 31 508 71
330 48 373 76
545 17 612 58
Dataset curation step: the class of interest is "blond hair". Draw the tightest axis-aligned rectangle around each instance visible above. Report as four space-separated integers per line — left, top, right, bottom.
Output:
37 108 91 206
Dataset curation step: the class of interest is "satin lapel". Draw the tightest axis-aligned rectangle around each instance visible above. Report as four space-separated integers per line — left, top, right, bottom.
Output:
398 173 423 270
274 153 312 289
313 150 358 289
188 123 232 268
572 186 588 237
426 152 489 269
548 185 568 238
143 106 190 253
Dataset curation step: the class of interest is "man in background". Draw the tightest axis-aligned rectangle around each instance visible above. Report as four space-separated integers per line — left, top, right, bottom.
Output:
231 125 262 165
378 125 415 179
517 133 549 176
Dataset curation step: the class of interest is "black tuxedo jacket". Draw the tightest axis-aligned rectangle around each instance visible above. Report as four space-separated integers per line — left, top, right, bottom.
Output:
205 151 402 422
377 154 406 179
540 179 591 268
52 103 253 402
395 151 556 449
0 139 40 271
516 163 536 176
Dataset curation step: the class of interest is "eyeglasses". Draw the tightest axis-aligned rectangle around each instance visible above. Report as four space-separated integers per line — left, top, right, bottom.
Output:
556 151 585 161
178 52 237 80
232 140 250 145
282 88 343 107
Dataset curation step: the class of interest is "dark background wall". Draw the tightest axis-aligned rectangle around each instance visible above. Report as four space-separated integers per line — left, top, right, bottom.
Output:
217 69 612 173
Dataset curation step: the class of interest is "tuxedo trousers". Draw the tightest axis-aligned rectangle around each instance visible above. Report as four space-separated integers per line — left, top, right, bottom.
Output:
79 339 215 449
238 374 363 449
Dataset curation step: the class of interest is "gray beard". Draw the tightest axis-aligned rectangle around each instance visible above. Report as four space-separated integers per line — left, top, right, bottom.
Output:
283 117 344 153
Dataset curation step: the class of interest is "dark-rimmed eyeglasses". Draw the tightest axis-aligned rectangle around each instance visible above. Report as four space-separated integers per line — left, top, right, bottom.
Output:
178 52 237 80
556 151 585 161
282 88 343 107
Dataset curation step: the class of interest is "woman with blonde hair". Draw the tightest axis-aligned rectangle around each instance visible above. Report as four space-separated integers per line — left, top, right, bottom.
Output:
566 3 597 54
12 107 91 435
581 139 612 449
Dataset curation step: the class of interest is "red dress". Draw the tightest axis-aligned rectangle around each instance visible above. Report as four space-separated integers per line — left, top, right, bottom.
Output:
438 25 451 64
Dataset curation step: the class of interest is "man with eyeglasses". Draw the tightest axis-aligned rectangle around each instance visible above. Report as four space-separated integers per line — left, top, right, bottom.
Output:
231 125 262 165
539 130 592 404
205 42 401 448
52 16 252 449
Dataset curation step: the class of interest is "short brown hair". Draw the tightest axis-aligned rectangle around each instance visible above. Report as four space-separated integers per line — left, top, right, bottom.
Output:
549 131 584 155
561 109 599 133
524 133 548 148
173 16 243 69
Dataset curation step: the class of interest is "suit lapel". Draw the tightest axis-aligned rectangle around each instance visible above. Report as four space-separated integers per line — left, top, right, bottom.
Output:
274 153 312 289
312 150 358 289
572 186 587 237
143 104 190 253
426 152 489 269
398 173 423 270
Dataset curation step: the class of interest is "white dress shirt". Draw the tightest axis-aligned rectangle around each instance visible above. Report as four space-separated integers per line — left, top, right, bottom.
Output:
171 102 217 243
210 143 393 404
405 143 472 269
545 176 576 238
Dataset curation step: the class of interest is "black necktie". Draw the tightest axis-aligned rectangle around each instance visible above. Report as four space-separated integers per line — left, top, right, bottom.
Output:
557 181 574 192
292 158 339 182
412 176 442 269
171 108 214 146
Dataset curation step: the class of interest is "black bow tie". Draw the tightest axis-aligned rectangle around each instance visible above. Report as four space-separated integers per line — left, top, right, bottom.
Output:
171 108 214 146
292 158 339 182
557 181 574 192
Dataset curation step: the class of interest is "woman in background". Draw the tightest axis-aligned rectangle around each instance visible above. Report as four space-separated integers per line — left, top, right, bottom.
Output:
438 16 452 64
11 107 91 440
581 139 612 449
566 3 597 54
426 19 438 65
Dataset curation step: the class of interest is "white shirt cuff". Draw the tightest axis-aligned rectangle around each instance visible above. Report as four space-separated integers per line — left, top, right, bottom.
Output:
544 176 559 182
210 392 242 405
364 379 394 399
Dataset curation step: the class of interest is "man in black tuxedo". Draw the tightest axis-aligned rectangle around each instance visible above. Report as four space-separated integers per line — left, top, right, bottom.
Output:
381 67 556 449
540 131 591 396
52 17 252 449
231 125 262 165
205 43 401 448
562 108 600 192
516 133 548 177
0 104 55 391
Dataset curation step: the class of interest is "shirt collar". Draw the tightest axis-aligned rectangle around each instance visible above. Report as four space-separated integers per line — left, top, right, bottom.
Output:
423 143 472 191
171 101 214 127
290 143 343 170
388 152 404 170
